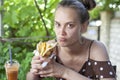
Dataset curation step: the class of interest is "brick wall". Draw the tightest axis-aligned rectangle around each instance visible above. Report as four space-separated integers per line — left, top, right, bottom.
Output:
109 12 120 79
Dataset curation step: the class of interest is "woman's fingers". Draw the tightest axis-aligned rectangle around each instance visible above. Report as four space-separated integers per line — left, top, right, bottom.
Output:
31 59 42 64
38 69 54 77
32 56 40 60
31 63 43 70
40 73 54 77
30 68 39 75
30 69 38 73
39 69 53 74
32 55 46 61
32 56 44 63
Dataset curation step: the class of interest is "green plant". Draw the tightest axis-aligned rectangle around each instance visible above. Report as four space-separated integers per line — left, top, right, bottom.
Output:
0 42 9 80
0 0 59 80
2 0 119 79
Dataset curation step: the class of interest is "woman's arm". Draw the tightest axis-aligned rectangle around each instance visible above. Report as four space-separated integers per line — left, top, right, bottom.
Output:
26 72 40 80
62 68 92 80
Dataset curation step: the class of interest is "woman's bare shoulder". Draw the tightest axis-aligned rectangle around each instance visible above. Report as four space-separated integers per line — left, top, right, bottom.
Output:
90 40 109 61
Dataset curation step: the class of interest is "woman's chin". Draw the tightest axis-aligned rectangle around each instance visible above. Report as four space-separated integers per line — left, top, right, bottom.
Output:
58 42 69 47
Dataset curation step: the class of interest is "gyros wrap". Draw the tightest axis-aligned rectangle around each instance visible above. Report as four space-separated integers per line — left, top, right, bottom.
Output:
34 41 57 58
33 41 57 68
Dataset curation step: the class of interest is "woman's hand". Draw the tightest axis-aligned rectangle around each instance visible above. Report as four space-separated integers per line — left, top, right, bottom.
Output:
26 56 44 80
37 57 66 78
30 56 44 75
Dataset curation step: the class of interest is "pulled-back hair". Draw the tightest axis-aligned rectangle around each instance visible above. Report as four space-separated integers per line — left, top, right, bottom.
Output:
56 0 96 24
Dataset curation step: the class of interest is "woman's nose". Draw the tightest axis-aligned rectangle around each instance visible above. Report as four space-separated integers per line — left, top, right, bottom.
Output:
60 27 66 36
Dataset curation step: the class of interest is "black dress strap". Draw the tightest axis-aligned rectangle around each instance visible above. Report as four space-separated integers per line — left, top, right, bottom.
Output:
88 40 94 59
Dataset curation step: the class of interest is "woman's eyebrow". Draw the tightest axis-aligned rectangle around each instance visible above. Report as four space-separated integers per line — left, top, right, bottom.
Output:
55 20 75 24
54 21 60 24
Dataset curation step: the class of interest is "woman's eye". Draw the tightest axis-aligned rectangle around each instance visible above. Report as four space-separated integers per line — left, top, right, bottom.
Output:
54 22 60 28
67 24 74 28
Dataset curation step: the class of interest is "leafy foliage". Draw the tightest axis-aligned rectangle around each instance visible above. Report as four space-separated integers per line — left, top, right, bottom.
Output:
0 0 59 80
90 0 120 20
1 0 119 80
0 42 9 80
96 0 120 11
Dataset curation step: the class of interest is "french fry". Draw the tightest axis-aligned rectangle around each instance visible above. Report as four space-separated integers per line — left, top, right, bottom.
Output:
36 42 57 58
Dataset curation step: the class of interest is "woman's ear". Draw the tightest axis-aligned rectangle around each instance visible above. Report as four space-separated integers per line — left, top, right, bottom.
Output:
81 21 89 33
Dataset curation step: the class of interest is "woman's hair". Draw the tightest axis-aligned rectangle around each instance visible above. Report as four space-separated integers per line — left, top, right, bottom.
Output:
56 0 96 24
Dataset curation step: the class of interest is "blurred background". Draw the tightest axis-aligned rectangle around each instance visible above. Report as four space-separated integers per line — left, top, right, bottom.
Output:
0 0 120 80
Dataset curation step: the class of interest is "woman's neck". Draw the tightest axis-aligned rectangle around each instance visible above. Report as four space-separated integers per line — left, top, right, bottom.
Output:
59 39 86 57
57 40 87 67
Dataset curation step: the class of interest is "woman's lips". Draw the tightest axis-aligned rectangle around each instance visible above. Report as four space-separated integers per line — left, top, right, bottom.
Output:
59 38 66 42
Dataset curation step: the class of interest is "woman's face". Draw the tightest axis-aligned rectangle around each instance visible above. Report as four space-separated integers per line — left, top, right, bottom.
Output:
54 7 82 47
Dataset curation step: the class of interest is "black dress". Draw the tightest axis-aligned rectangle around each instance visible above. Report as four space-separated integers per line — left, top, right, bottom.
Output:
55 41 116 80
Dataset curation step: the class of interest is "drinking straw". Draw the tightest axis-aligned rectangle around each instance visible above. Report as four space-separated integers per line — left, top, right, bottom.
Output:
8 45 12 65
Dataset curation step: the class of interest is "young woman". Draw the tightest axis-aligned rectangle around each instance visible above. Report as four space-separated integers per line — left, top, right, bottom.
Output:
26 0 116 80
